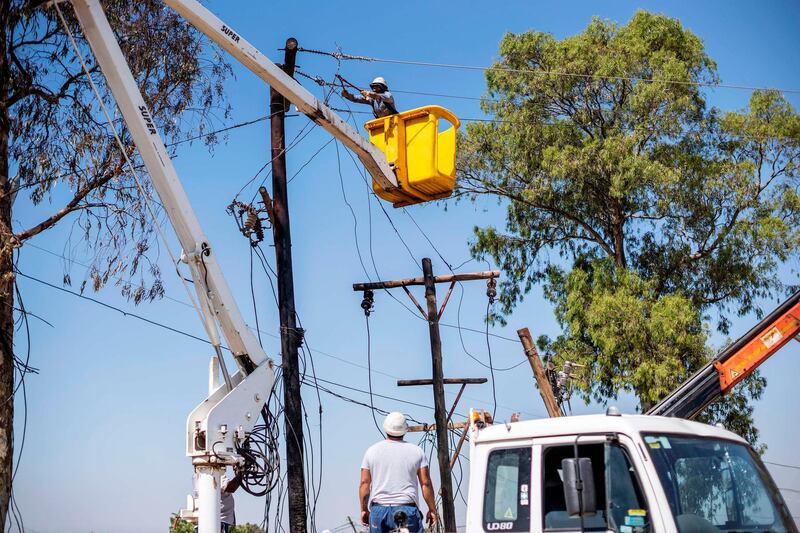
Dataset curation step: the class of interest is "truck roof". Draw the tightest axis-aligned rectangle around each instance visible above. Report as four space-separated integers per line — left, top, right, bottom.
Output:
471 413 748 446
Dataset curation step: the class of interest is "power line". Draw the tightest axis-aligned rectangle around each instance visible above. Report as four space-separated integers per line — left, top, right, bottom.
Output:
17 271 219 348
304 375 435 414
765 460 800 470
298 47 800 95
17 113 278 195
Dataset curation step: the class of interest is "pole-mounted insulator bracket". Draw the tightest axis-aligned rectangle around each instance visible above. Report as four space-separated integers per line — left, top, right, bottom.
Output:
361 289 375 317
486 278 497 304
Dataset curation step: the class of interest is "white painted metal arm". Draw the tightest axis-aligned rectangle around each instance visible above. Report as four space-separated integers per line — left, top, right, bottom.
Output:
70 0 265 373
161 0 399 191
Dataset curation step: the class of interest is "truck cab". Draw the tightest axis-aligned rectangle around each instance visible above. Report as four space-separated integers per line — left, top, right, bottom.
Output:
466 410 796 533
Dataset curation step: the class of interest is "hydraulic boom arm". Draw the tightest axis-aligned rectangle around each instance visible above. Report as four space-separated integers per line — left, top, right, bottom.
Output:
161 0 400 193
648 289 800 419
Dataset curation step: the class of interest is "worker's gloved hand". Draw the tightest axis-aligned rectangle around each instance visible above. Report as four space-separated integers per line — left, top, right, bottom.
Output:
360 89 371 98
361 509 370 526
426 509 437 527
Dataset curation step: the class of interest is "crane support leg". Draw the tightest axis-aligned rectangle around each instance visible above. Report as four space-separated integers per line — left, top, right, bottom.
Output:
196 466 223 533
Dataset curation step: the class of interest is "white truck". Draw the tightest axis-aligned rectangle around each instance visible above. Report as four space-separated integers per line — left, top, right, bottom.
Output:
465 410 796 533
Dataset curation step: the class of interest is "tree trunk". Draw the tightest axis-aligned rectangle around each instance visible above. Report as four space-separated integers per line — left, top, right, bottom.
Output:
0 1 15 526
611 202 627 269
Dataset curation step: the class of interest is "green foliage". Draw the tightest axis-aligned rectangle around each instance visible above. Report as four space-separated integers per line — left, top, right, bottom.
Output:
167 518 264 533
231 524 265 533
458 11 800 441
539 258 709 410
169 516 194 533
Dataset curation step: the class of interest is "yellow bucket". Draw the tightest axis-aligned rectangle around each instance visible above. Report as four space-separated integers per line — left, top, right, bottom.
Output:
365 106 460 207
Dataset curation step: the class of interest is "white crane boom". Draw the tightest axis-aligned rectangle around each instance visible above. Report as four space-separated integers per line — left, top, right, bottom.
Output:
162 0 399 191
64 0 406 530
69 0 266 377
65 2 281 531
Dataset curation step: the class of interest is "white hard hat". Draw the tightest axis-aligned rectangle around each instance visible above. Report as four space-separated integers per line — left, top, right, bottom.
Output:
383 411 408 437
370 76 388 88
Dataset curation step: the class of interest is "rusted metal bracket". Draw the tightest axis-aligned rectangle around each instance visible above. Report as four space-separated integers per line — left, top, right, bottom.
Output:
437 280 456 319
401 285 428 319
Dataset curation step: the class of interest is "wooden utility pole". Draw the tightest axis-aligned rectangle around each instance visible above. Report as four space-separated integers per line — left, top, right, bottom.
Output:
517 328 561 417
270 37 307 532
354 260 499 533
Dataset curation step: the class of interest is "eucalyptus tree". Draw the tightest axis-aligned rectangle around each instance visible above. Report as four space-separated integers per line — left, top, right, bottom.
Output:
1 0 231 524
458 11 800 440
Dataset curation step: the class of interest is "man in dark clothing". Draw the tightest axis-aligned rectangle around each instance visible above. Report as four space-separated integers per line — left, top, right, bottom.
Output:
342 76 398 118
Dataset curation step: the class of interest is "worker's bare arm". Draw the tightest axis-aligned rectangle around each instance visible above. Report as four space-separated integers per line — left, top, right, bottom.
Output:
359 468 372 525
224 474 241 493
418 466 438 527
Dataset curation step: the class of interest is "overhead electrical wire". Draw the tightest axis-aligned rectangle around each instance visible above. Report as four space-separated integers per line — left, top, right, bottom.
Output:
327 100 544 426
297 47 800 95
18 270 222 347
764 460 800 471
26 243 496 384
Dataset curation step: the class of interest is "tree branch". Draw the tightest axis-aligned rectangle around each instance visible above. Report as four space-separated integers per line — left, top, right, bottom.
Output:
14 168 119 243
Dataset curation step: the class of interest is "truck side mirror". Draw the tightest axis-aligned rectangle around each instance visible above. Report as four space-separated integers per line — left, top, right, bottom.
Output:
561 457 597 517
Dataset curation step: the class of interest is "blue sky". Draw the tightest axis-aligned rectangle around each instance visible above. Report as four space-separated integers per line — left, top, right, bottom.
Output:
11 1 800 532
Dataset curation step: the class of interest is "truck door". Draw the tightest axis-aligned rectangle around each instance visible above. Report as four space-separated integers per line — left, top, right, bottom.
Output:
535 436 656 533
482 446 533 531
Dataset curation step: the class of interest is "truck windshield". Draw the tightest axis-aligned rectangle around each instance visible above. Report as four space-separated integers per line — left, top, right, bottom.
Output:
642 434 794 533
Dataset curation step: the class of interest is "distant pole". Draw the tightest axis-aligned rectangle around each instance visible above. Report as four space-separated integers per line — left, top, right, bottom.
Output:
270 37 307 533
518 328 561 417
422 258 457 533
353 264 499 533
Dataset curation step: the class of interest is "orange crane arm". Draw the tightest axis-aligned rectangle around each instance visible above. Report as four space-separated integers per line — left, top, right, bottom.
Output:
715 299 800 392
649 289 800 419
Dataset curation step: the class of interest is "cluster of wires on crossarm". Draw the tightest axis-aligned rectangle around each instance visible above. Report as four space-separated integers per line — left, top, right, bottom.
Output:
227 187 275 247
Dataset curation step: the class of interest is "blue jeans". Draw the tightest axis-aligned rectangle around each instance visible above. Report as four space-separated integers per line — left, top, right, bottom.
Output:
369 504 423 533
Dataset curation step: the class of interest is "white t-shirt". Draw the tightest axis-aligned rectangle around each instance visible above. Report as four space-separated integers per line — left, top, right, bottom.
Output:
361 439 429 506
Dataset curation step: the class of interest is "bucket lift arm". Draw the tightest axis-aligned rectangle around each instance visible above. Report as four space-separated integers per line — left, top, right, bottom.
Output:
65 0 423 529
65 1 277 530
648 289 800 419
161 0 400 193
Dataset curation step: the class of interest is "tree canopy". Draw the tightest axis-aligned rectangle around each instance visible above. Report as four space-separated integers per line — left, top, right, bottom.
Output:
7 0 231 297
1 1 231 526
458 11 800 434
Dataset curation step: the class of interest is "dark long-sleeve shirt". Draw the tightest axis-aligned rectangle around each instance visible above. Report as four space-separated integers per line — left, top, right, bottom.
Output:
343 90 397 118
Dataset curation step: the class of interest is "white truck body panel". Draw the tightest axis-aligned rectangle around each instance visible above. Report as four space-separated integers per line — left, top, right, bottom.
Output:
466 414 755 533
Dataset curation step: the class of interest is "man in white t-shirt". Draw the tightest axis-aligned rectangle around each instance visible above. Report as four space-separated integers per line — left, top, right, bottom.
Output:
360 412 438 532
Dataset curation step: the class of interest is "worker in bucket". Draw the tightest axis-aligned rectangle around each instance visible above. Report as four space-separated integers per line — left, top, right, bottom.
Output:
342 76 398 118
359 412 437 532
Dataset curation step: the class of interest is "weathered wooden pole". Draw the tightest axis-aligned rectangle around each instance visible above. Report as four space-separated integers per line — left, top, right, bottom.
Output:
518 327 561 417
270 37 307 532
422 258 457 533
